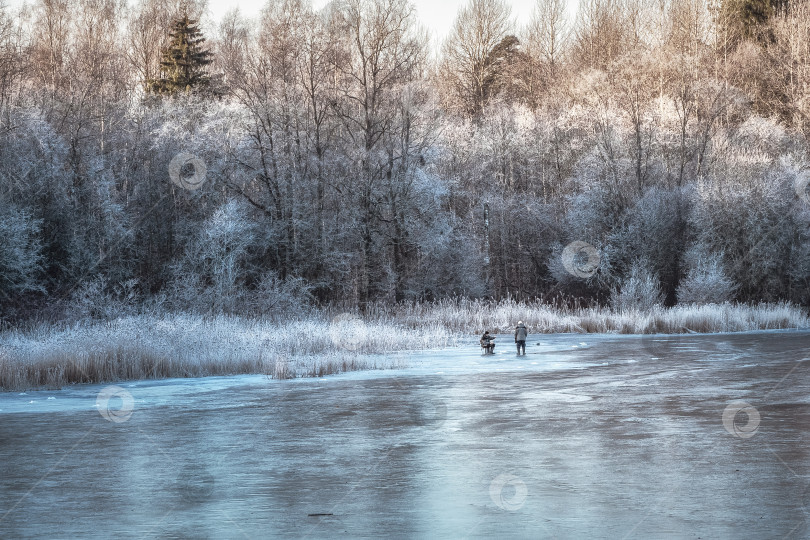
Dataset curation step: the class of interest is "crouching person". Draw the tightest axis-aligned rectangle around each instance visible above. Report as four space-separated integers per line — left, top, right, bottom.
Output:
480 331 495 354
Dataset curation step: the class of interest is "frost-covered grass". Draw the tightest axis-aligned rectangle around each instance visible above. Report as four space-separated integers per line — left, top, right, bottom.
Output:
1 300 807 391
371 298 810 335
0 314 455 391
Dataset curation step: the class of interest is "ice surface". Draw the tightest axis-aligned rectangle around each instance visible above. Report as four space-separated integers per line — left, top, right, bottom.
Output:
0 329 809 538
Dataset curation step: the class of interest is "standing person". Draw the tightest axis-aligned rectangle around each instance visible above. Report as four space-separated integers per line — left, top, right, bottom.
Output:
480 331 495 354
515 321 528 356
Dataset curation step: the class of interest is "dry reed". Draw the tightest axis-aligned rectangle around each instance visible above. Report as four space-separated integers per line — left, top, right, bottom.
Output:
1 301 806 391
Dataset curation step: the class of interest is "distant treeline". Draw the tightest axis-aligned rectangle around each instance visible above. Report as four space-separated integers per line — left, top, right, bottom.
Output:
0 0 809 324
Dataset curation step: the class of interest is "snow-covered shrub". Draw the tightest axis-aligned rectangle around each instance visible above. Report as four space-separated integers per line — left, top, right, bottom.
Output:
68 276 139 321
677 246 738 304
250 272 314 319
610 263 664 312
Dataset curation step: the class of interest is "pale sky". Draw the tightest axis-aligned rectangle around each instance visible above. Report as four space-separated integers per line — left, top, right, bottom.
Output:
208 0 579 47
6 0 579 48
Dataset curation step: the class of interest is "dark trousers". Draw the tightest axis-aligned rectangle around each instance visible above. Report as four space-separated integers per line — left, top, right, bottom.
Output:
516 340 526 355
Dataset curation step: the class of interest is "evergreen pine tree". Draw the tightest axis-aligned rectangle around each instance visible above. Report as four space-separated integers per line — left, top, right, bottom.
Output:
720 0 780 42
147 13 213 95
481 35 525 106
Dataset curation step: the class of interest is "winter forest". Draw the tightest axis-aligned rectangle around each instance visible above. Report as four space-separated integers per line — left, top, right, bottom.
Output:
1 0 810 327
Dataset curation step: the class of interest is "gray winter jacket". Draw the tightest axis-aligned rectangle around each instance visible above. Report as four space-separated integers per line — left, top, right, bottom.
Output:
515 324 528 341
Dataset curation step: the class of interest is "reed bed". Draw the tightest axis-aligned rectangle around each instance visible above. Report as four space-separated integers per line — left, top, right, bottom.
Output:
373 298 809 335
0 314 453 391
1 301 806 391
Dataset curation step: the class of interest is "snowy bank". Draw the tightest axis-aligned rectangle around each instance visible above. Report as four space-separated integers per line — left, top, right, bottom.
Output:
0 302 806 391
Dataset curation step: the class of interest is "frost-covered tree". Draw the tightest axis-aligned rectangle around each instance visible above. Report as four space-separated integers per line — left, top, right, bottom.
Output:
2 0 810 324
0 205 43 303
329 0 428 305
171 200 256 314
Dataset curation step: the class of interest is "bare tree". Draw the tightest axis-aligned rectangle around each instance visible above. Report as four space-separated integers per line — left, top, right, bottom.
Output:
666 0 712 58
526 0 569 70
572 0 632 71
31 0 71 100
521 0 569 107
0 1 26 125
612 58 657 196
766 0 810 131
331 0 427 304
221 0 310 280
215 9 249 94
296 8 336 270
439 0 511 116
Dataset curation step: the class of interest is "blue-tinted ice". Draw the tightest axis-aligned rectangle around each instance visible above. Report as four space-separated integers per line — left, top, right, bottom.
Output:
1 331 808 538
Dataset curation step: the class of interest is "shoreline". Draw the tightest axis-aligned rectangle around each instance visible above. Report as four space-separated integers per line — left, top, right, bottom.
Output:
1 327 808 403
1 302 807 391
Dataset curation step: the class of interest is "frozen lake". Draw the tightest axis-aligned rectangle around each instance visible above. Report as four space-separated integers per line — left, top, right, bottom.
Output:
1 331 809 539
